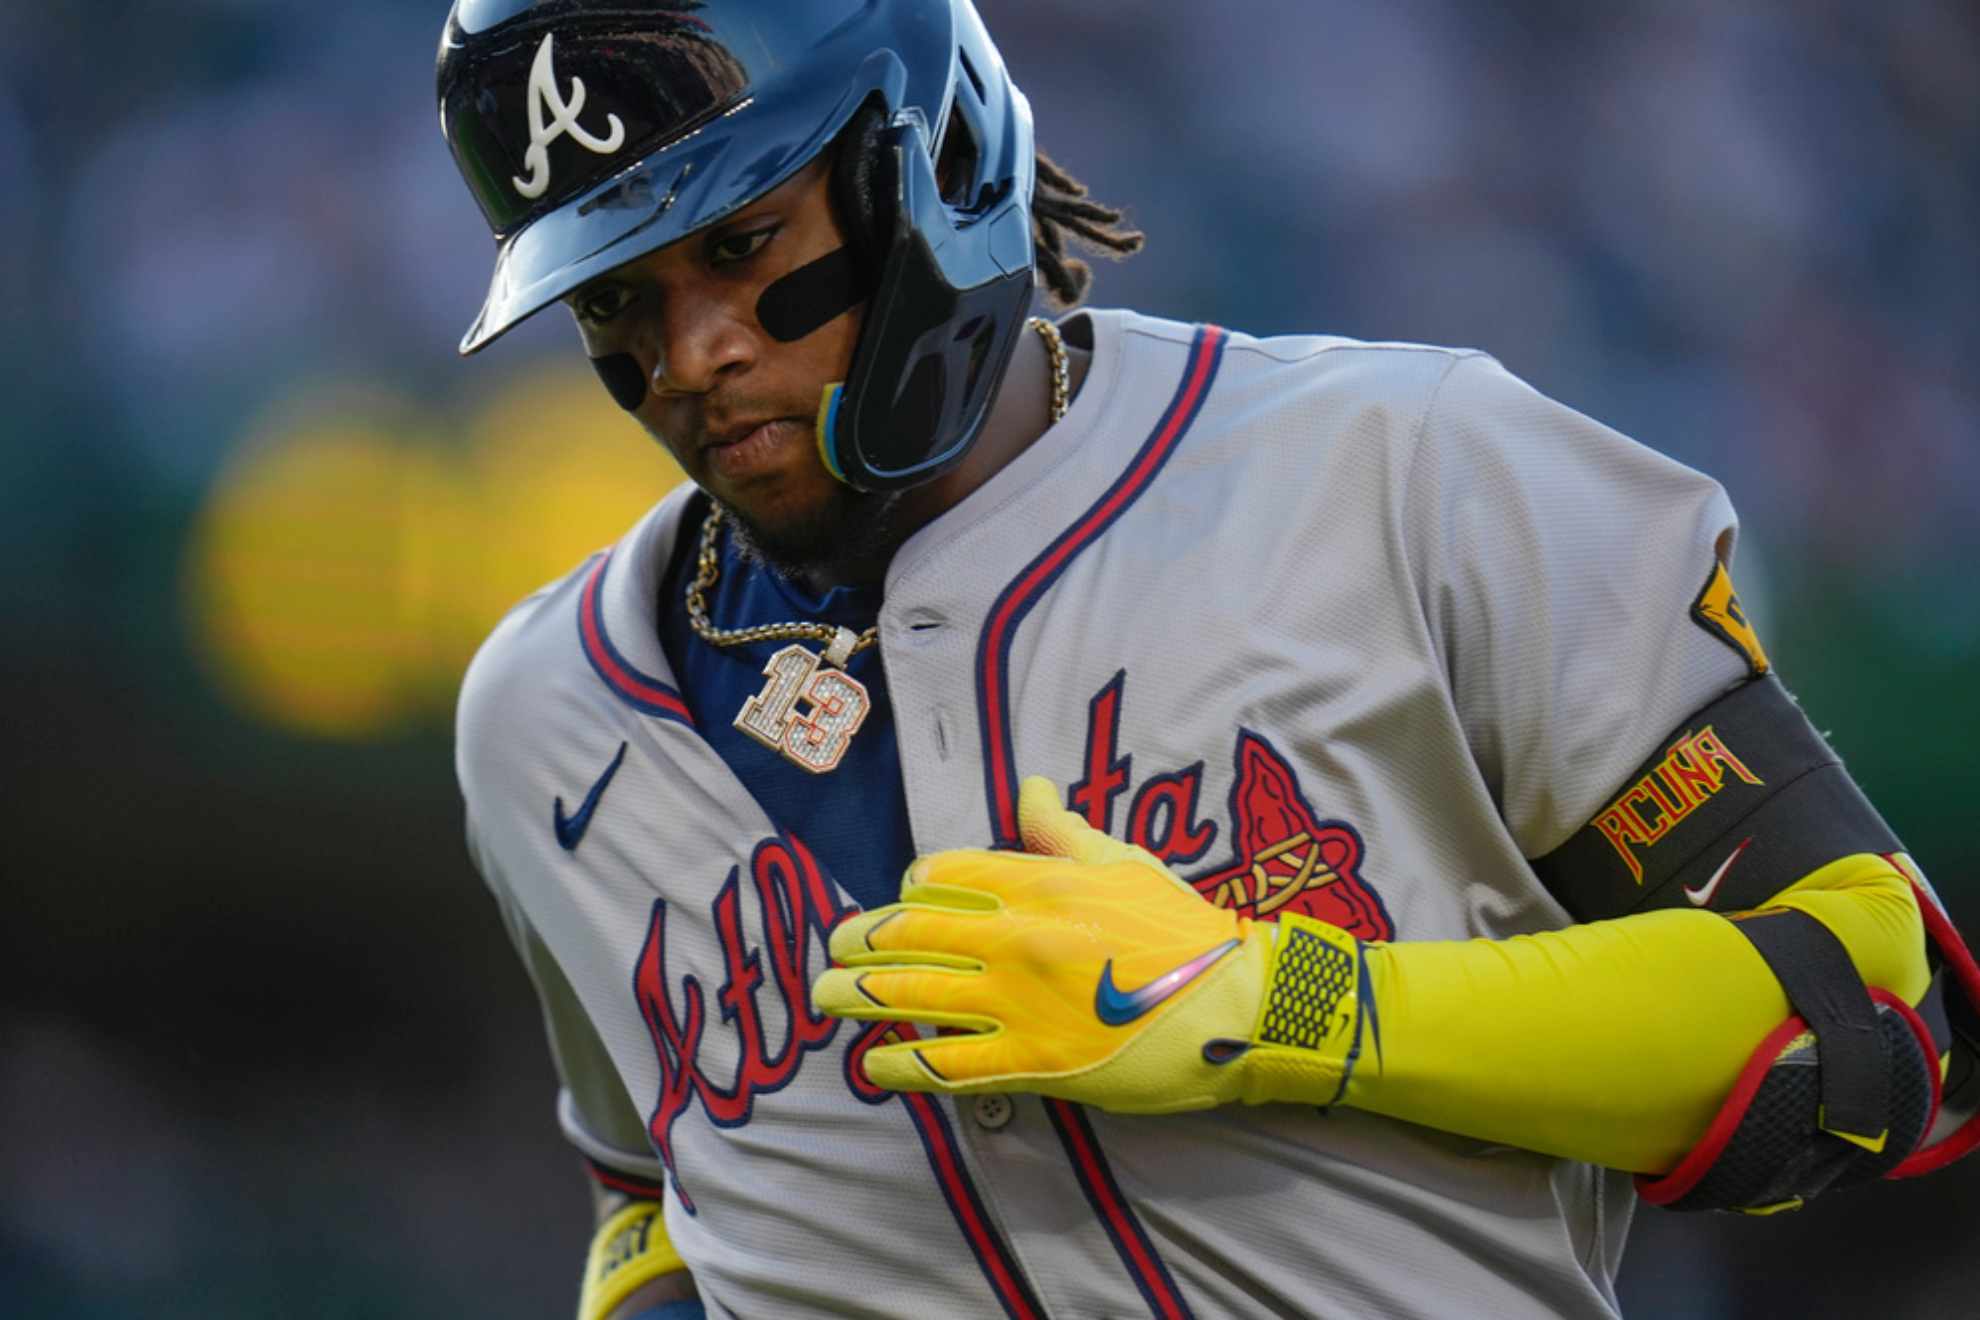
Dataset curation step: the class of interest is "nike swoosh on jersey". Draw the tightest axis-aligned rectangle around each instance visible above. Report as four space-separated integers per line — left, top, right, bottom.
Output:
554 741 629 852
1684 836 1754 907
1094 938 1241 1026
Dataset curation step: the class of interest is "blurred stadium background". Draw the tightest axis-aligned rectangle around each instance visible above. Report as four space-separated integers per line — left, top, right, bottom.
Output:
4 1 1977 1315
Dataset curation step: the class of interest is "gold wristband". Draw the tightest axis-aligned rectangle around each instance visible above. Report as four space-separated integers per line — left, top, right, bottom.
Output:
578 1199 686 1320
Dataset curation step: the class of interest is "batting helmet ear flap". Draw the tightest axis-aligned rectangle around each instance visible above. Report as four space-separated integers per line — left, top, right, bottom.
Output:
829 99 895 288
819 110 1033 490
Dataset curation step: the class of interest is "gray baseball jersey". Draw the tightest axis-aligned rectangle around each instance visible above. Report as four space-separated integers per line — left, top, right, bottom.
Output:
456 309 1751 1318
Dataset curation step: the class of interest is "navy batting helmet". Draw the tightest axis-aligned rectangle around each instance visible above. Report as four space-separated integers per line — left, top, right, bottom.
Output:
437 0 1038 491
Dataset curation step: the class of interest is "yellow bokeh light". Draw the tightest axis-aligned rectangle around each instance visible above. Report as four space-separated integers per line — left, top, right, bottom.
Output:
188 366 686 740
441 362 685 680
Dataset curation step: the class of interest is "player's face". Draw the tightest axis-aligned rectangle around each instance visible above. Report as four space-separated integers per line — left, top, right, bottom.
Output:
564 159 881 569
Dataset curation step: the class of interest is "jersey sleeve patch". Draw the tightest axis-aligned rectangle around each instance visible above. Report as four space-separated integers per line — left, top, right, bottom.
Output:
1692 560 1771 679
1532 676 1901 921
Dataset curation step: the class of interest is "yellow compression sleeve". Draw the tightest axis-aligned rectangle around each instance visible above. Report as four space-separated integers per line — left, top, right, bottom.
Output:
1339 852 1930 1174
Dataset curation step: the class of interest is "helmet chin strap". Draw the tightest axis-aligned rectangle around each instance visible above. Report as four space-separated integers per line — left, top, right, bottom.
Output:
589 243 869 413
815 382 851 483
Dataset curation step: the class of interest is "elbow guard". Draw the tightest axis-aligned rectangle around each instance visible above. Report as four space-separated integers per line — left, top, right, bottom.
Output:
1635 896 1966 1214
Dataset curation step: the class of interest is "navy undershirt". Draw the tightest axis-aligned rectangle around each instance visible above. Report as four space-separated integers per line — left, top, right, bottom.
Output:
657 501 915 911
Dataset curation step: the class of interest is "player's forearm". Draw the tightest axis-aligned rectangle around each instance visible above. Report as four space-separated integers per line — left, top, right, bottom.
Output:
1343 852 1929 1172
603 1272 701 1320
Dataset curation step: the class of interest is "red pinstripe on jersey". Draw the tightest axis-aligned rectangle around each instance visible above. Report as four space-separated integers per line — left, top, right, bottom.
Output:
978 325 1225 848
579 549 695 724
899 1079 1046 1319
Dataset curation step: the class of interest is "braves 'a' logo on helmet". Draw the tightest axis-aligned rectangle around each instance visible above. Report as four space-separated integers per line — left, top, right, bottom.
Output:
1189 731 1395 941
511 33 626 200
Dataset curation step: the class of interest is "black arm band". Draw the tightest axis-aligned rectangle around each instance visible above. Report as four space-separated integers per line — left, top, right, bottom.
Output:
1533 675 1901 921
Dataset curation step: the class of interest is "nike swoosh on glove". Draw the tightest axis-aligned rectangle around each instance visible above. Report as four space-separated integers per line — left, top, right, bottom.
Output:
811 776 1381 1113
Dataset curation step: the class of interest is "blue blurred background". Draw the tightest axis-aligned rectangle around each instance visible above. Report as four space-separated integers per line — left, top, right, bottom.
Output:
5 1 1977 1315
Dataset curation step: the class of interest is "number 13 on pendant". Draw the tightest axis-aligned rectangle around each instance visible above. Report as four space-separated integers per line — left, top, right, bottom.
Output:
733 644 872 773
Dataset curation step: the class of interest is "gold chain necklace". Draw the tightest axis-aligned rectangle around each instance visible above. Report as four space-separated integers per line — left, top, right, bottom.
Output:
691 315 1069 773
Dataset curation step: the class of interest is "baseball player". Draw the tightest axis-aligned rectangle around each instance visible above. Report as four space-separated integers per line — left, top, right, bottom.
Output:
440 2 1980 1317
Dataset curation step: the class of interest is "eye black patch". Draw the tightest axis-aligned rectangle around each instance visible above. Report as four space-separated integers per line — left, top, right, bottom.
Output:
756 245 865 343
590 353 646 411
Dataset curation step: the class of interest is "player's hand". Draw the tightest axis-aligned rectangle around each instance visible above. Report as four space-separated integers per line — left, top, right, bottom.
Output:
812 777 1378 1113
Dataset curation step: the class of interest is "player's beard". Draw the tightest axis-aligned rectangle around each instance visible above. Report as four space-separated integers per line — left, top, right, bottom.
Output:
718 482 908 588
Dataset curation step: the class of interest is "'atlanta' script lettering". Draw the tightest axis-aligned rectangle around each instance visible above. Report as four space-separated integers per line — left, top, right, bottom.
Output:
633 832 852 1208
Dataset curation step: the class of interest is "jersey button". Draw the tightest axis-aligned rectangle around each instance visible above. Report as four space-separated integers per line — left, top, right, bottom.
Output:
972 1094 1015 1131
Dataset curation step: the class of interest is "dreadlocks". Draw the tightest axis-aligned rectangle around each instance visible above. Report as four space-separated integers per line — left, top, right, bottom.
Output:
1032 151 1144 308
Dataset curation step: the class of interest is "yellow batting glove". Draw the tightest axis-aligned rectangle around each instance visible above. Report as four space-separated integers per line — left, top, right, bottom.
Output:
813 777 1380 1113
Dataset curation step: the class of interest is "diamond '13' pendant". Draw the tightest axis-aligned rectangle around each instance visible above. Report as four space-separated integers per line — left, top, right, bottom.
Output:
732 628 872 774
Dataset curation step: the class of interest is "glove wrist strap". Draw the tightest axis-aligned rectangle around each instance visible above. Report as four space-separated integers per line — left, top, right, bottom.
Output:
1238 915 1378 1106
